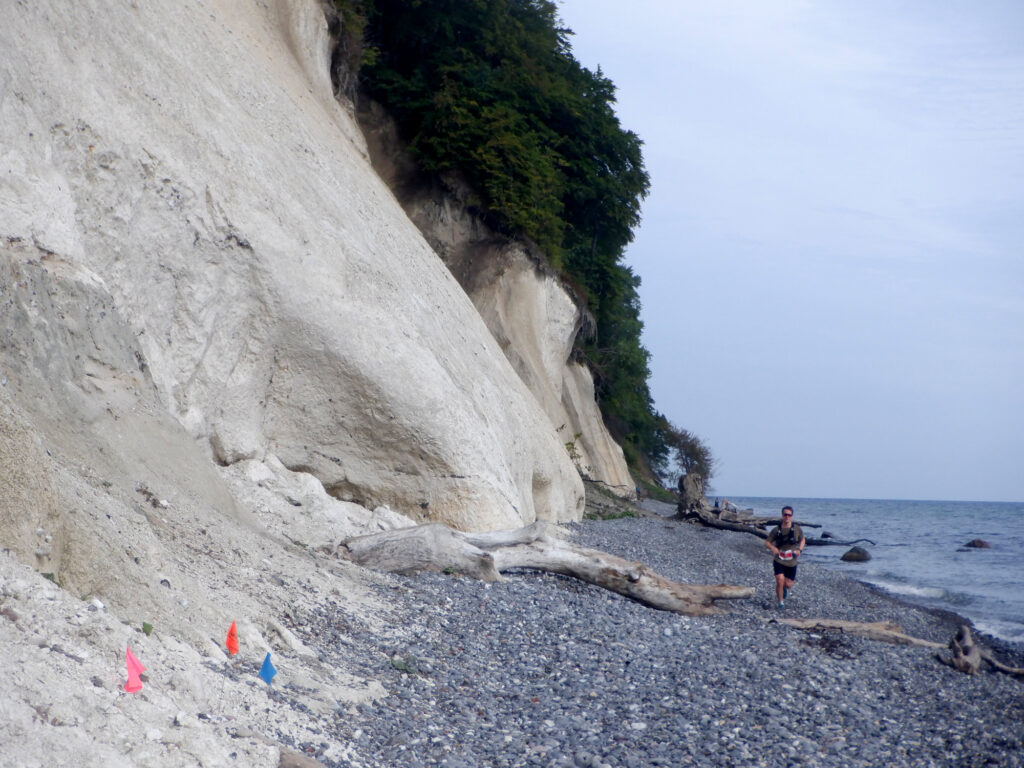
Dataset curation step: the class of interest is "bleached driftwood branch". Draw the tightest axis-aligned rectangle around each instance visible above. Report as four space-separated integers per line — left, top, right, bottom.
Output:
773 618 945 649
934 625 1024 677
340 521 754 616
775 618 1024 678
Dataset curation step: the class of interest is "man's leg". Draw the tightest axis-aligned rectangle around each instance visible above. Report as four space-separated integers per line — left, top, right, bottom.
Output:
784 565 797 599
775 572 786 603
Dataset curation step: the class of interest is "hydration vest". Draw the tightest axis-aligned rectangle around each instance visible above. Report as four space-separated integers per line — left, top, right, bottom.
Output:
773 524 801 548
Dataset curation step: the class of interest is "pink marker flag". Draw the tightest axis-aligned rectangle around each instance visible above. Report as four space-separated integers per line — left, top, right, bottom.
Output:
226 621 239 655
125 645 146 693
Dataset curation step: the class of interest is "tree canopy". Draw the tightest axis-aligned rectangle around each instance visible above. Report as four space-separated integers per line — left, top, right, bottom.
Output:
659 422 717 482
340 0 676 475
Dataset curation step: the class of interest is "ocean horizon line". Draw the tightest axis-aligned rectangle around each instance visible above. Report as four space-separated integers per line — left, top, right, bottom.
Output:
716 494 1024 506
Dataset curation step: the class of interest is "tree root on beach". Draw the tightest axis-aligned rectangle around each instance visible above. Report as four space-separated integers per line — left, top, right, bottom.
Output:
774 618 1024 678
934 625 1024 677
338 521 755 616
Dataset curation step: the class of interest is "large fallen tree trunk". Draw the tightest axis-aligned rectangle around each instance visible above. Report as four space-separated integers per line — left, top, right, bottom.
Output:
339 521 754 616
804 536 877 547
678 505 874 547
774 618 1024 678
678 505 774 537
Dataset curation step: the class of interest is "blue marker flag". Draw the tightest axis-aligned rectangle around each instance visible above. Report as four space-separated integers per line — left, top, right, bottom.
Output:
259 652 277 685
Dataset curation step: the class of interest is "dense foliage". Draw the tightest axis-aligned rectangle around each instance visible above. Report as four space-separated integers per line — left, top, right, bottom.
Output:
659 422 717 482
340 0 673 474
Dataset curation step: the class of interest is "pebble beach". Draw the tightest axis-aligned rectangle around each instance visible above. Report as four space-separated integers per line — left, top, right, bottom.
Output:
282 499 1024 768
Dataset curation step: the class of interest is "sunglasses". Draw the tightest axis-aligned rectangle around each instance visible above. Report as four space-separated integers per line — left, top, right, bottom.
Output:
782 513 793 518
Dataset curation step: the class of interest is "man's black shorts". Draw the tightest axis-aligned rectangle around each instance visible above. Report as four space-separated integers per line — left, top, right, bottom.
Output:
773 561 797 580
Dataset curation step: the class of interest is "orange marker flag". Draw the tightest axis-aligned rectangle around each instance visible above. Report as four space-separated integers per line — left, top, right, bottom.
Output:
124 645 146 693
226 621 239 655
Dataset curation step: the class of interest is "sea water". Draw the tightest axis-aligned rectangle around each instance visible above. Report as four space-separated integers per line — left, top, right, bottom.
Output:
725 497 1024 645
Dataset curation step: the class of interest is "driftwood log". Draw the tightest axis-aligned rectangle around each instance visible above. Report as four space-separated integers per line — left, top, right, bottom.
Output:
340 521 754 616
934 625 1024 677
776 618 1024 678
678 504 874 548
773 618 944 649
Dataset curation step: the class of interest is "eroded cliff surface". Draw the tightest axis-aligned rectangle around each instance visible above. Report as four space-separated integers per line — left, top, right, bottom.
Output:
0 1 585 763
1 0 584 533
358 101 636 497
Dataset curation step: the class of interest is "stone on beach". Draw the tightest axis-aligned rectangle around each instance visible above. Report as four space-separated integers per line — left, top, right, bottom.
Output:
331 504 1024 768
841 545 872 562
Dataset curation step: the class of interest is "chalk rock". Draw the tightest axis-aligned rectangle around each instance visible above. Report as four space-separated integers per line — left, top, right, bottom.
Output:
0 0 584 532
0 391 65 577
279 748 324 768
358 100 635 497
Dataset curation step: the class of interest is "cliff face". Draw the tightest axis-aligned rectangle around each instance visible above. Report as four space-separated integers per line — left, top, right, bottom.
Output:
1 0 584 534
0 0 596 762
357 102 635 497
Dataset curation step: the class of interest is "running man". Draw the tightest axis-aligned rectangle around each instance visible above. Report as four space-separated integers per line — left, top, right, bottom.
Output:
765 505 805 609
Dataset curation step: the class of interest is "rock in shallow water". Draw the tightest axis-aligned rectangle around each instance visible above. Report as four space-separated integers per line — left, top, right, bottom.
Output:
841 545 872 562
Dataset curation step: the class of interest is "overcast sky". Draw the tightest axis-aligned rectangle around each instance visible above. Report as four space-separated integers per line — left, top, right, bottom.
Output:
555 0 1024 502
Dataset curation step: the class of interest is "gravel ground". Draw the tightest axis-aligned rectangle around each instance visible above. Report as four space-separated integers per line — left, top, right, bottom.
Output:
285 502 1024 768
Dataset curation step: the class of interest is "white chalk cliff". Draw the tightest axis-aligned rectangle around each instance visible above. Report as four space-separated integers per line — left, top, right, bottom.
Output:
357 102 636 496
1 0 589 533
0 0 634 764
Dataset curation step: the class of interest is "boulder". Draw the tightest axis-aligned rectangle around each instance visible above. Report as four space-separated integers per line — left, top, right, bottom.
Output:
963 539 991 549
841 546 872 562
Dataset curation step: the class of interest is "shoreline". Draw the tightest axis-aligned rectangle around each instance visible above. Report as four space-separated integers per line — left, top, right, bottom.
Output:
859 578 1024 664
629 494 1024 659
5 489 1018 767
723 494 1024 651
302 496 1024 767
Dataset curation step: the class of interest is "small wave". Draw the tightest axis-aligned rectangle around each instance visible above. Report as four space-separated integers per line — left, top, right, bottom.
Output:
862 578 947 600
973 617 1024 645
